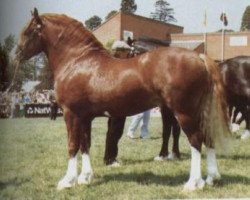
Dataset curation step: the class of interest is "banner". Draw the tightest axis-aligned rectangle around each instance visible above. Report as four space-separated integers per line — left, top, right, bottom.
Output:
24 104 63 118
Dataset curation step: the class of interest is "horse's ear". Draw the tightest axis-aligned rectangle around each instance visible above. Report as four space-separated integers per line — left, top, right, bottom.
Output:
32 7 43 26
34 8 39 18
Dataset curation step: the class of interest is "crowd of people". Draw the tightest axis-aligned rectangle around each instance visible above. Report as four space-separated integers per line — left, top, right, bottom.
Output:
0 90 55 118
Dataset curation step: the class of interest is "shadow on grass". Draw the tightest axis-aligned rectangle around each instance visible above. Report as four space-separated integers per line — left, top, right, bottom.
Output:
216 174 250 187
0 177 30 191
120 153 190 165
125 136 161 140
92 170 250 188
218 154 250 160
92 171 188 187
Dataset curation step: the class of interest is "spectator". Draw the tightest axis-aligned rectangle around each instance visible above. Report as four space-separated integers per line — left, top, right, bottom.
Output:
49 94 58 120
10 92 19 118
23 93 32 104
127 110 151 139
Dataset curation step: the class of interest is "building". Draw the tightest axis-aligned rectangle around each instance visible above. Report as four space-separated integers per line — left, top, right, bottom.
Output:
93 11 250 61
93 11 183 45
171 32 250 61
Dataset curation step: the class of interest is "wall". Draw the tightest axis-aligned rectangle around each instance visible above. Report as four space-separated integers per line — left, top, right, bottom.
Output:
93 12 183 45
93 12 122 45
171 32 250 61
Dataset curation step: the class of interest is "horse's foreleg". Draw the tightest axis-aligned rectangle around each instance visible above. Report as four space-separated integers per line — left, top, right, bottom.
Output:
230 106 241 132
232 106 239 123
104 117 126 166
241 107 250 139
78 119 93 185
57 110 81 190
205 147 221 185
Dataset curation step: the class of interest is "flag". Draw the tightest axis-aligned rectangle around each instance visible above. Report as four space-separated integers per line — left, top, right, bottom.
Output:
203 10 207 27
220 13 228 26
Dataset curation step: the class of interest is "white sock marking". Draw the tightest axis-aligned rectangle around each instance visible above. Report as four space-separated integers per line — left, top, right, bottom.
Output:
78 153 93 184
206 147 221 185
184 146 205 191
57 156 77 190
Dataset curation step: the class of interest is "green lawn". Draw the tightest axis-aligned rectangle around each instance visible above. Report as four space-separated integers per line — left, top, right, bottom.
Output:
0 117 250 200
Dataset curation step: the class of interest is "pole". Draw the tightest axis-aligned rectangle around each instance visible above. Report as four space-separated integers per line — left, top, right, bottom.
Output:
204 31 207 55
221 7 225 61
221 23 225 61
203 9 207 54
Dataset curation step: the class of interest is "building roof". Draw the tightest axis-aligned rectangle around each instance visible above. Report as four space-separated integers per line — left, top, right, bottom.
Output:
94 11 183 32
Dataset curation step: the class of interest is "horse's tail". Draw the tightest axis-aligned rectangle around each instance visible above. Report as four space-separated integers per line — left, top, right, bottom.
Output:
199 54 231 152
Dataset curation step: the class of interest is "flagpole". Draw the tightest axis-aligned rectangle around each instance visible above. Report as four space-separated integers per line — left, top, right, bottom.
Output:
203 9 207 54
221 23 225 61
221 8 225 61
204 31 207 54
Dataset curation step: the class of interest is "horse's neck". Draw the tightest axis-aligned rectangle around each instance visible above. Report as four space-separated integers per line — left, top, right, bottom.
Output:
43 23 107 74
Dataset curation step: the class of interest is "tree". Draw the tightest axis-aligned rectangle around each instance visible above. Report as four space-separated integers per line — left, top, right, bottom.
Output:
104 39 115 52
0 34 37 92
240 6 250 31
0 44 8 91
7 59 36 91
150 0 176 23
120 0 137 14
0 34 15 91
105 10 118 21
35 54 54 90
85 15 102 31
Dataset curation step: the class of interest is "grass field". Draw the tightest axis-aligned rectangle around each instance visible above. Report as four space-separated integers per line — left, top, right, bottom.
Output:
0 117 250 200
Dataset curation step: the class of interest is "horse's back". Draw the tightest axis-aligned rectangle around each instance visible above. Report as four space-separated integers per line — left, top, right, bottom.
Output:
133 47 210 113
220 56 250 103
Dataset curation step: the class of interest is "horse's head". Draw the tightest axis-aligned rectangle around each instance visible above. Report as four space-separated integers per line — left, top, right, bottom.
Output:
16 8 44 62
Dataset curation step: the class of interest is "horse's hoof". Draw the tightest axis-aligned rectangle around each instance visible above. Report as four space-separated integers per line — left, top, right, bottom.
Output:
241 130 250 140
167 152 179 160
183 178 205 191
57 176 77 190
205 174 221 186
108 161 121 167
78 172 93 185
154 155 167 161
231 123 240 132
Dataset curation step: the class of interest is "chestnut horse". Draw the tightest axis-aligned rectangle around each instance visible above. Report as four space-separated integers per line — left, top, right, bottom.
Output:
16 8 230 191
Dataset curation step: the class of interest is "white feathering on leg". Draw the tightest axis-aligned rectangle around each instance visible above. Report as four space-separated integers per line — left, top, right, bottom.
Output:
184 146 205 191
78 153 93 185
57 156 78 190
206 147 221 185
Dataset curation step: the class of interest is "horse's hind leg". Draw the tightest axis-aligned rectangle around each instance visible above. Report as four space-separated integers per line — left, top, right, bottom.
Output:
104 116 126 166
205 147 221 185
183 134 205 191
171 119 181 159
154 106 173 161
57 109 81 190
176 115 205 191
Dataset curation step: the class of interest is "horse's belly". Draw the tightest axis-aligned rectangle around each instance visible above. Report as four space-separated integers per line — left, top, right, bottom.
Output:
104 94 160 117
